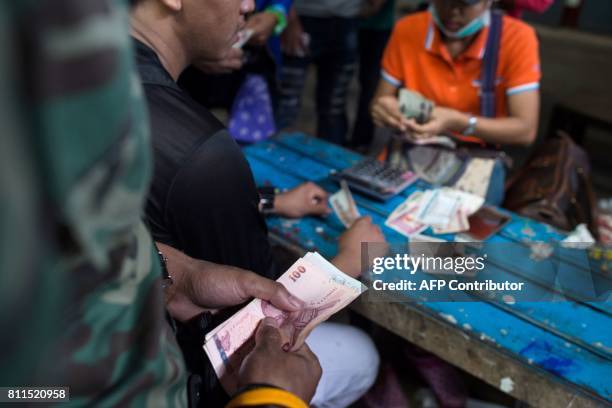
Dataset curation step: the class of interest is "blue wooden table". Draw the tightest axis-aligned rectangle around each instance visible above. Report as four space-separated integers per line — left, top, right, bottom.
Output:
244 132 612 407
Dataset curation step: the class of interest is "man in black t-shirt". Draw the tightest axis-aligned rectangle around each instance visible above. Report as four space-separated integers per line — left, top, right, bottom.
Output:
131 0 386 406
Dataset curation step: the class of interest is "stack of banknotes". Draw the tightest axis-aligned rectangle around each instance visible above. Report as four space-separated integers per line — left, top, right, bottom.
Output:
399 88 434 125
203 252 366 392
329 180 361 228
385 188 484 236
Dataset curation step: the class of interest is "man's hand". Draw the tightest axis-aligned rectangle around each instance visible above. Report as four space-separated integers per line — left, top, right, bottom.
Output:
405 106 463 139
239 317 322 403
274 182 330 218
193 48 244 74
158 243 304 322
371 94 411 132
281 8 308 57
246 11 278 46
333 216 387 278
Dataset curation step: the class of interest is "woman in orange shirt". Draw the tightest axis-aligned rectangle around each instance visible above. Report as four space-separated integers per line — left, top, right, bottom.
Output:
371 0 541 147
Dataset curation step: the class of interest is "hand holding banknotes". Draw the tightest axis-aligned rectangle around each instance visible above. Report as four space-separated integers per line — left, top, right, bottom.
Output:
157 243 304 323
370 94 411 132
275 182 331 218
204 252 367 392
238 317 322 403
405 106 464 139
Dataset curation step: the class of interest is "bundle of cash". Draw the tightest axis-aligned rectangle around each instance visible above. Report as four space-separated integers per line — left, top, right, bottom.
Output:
399 89 434 124
329 180 361 228
203 252 366 393
385 188 484 236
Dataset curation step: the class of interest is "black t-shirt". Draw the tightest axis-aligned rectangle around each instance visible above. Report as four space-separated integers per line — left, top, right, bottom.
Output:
135 40 276 280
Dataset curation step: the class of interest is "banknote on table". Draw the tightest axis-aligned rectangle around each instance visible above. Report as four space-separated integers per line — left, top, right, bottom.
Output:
413 189 460 228
330 180 360 228
385 188 483 236
423 188 484 234
385 191 427 237
399 88 434 124
203 252 366 393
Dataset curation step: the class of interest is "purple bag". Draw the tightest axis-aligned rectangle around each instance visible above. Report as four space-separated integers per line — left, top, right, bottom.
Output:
228 74 276 143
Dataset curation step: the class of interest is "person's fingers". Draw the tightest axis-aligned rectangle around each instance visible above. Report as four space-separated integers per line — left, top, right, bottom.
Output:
293 343 322 378
278 319 296 351
405 121 429 136
373 103 406 132
255 317 283 351
307 182 328 198
309 192 331 214
294 342 319 364
243 273 304 311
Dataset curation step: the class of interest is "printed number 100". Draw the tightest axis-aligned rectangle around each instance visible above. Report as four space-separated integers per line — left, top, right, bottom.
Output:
289 266 306 282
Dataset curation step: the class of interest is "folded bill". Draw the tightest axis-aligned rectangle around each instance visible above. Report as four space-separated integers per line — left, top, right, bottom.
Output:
203 252 366 393
399 88 434 124
330 180 361 228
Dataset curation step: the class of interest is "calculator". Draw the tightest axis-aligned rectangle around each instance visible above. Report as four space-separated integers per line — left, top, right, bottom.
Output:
330 158 418 201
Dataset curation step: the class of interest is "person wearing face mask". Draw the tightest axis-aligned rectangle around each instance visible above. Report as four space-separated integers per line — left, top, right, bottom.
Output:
370 0 541 204
372 0 540 146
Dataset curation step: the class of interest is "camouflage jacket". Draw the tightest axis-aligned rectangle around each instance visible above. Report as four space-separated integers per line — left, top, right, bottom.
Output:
1 0 187 406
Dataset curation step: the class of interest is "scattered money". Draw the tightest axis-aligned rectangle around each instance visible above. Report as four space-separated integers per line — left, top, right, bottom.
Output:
330 180 361 228
386 188 484 236
203 252 366 393
399 89 434 124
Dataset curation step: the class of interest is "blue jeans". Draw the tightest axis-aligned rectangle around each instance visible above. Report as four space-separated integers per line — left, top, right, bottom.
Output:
276 16 358 146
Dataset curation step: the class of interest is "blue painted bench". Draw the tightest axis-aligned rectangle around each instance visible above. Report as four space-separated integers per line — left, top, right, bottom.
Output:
244 132 612 407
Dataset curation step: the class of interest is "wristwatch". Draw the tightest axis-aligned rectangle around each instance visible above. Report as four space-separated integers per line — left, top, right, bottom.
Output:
155 245 173 289
258 186 278 213
463 115 478 136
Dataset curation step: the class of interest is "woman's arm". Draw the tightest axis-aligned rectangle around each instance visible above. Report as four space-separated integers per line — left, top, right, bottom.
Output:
406 90 540 146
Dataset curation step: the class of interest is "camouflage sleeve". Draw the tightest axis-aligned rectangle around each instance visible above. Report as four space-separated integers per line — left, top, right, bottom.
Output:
0 0 187 404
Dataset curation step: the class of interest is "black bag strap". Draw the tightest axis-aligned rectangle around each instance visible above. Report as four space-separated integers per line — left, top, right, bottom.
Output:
480 11 503 118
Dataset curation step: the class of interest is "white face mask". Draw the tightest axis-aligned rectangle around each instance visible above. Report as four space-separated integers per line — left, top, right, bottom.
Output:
429 3 491 40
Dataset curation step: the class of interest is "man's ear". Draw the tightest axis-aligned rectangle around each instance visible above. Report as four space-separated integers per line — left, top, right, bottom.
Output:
159 0 182 12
